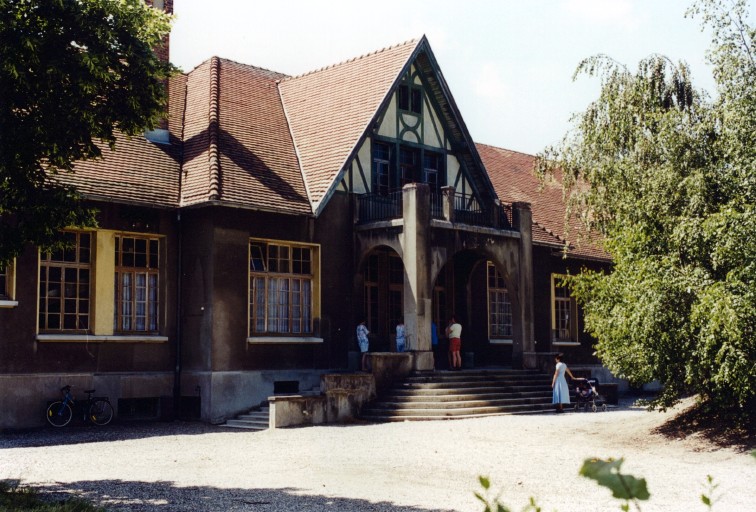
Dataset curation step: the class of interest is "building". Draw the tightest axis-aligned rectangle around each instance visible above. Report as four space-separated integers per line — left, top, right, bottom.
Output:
0 25 610 429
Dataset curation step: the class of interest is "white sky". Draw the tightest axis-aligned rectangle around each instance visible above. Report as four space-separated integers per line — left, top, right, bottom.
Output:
169 0 722 155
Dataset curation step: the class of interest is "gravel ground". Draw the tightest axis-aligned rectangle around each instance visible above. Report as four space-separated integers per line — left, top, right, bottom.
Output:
1 398 754 512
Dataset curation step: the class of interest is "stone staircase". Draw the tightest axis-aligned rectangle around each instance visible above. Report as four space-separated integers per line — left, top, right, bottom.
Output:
223 405 269 430
360 369 554 422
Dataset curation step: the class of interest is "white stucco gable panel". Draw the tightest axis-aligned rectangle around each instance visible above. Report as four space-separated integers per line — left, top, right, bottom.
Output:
377 95 398 138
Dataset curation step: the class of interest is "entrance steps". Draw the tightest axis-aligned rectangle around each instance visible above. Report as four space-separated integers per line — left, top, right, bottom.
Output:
360 369 554 422
223 406 269 430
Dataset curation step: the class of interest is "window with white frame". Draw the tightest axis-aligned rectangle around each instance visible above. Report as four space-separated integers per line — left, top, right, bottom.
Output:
249 240 316 335
487 262 512 338
114 235 160 333
551 274 578 343
39 231 92 331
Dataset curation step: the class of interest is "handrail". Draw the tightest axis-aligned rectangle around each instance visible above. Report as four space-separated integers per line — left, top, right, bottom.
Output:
356 190 514 230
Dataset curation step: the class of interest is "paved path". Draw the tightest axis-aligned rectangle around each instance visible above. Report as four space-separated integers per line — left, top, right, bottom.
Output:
1 399 753 511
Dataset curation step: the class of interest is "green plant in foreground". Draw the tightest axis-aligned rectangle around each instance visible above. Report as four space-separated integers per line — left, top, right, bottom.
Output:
477 456 736 512
0 480 104 512
579 458 649 512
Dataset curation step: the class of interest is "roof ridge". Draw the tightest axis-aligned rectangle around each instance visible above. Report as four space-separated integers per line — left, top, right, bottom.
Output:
477 141 535 159
207 56 221 201
279 37 421 82
186 55 290 80
216 56 290 79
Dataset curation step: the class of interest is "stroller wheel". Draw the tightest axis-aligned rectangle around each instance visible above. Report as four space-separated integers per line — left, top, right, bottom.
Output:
574 404 579 411
601 404 607 412
591 404 598 412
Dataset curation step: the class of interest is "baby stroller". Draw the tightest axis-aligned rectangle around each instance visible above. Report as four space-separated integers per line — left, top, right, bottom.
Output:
573 378 607 412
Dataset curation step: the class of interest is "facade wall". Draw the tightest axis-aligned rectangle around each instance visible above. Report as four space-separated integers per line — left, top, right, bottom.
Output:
0 202 179 428
532 246 607 363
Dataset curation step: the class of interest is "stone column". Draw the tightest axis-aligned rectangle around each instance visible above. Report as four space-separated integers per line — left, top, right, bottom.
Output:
402 183 434 371
512 202 535 369
441 186 455 222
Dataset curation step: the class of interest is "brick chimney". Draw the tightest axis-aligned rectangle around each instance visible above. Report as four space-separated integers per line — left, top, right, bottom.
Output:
146 0 173 64
145 0 173 138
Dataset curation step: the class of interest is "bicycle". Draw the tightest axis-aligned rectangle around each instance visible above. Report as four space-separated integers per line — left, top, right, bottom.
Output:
46 385 114 427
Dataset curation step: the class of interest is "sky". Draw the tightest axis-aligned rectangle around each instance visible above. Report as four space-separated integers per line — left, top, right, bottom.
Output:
169 0 723 156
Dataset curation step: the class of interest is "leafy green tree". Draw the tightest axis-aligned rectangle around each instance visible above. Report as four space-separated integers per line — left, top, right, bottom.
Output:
537 0 756 413
0 0 174 265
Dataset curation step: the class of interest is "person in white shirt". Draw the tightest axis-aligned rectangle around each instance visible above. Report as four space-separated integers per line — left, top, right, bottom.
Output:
445 316 462 370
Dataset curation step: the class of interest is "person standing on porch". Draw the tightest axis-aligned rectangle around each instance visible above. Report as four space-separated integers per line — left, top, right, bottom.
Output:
356 320 370 371
552 352 575 413
446 316 462 370
395 318 406 352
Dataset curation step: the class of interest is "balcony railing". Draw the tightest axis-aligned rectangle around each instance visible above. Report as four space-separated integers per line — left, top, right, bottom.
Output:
357 192 403 223
356 190 514 230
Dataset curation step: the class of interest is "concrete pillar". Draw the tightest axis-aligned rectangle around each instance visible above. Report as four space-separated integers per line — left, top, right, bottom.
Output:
402 183 434 371
512 202 535 368
441 186 455 222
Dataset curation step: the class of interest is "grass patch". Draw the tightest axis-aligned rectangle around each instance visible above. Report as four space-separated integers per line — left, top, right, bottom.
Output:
0 480 103 511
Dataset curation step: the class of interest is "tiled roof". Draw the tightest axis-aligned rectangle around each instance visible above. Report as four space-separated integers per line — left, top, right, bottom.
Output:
180 59 213 205
279 39 421 213
61 75 185 208
215 59 310 213
477 143 610 261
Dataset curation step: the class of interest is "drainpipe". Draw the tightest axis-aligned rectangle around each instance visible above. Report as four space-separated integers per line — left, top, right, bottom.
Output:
173 210 183 419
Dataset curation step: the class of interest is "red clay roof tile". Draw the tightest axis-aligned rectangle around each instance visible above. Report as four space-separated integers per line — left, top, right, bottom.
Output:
478 143 610 261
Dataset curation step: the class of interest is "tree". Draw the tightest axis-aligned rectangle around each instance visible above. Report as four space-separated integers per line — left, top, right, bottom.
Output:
537 0 756 413
0 0 174 265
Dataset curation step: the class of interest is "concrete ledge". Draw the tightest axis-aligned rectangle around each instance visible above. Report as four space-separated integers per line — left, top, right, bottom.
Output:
37 334 168 343
269 373 376 428
247 336 323 344
368 352 413 393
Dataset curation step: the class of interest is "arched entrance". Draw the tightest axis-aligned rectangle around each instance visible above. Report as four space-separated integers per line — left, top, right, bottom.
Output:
432 249 518 368
358 246 404 352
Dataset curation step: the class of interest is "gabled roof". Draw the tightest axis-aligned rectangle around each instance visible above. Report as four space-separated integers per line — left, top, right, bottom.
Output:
278 35 499 216
477 143 610 261
278 39 421 214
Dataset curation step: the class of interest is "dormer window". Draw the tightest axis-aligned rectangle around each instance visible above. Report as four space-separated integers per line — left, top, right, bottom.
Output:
397 84 422 114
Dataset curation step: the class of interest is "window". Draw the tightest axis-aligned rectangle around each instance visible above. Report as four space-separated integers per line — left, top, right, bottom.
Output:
423 151 444 194
373 141 391 195
39 231 91 331
432 268 447 327
364 254 380 333
388 254 404 331
114 235 160 333
0 264 8 299
399 147 418 187
249 240 316 335
397 84 422 114
488 263 512 338
552 274 578 343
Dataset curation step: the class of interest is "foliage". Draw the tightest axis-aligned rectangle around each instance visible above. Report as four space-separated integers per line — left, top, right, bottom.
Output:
475 475 542 512
477 456 739 512
0 0 175 265
536 0 756 413
579 458 649 512
0 480 104 511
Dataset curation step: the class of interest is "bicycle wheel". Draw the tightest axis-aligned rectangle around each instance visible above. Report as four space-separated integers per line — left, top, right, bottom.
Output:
89 399 114 426
46 401 73 427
